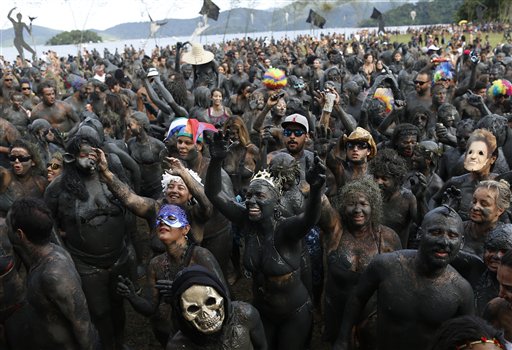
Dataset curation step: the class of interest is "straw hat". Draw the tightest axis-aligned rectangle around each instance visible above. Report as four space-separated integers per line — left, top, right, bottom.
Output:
181 43 214 65
342 127 378 159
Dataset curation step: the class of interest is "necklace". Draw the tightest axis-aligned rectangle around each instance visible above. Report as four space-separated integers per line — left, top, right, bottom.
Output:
163 242 189 281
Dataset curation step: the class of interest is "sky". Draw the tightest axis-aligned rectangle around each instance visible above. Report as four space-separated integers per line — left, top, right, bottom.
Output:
1 0 418 32
0 0 286 31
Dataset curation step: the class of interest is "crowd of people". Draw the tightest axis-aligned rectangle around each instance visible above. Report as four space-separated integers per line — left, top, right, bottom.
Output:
2 21 512 350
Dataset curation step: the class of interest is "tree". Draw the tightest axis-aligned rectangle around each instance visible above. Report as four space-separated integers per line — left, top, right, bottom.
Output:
46 30 102 45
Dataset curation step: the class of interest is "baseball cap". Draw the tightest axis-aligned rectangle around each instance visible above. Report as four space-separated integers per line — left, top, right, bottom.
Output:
281 113 309 132
147 67 159 77
155 204 189 228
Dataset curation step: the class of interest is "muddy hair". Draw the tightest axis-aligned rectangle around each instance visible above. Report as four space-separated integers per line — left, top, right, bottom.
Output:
429 315 506 350
476 179 511 211
61 134 101 201
10 138 45 176
369 148 408 186
164 73 190 110
338 177 383 228
391 123 420 148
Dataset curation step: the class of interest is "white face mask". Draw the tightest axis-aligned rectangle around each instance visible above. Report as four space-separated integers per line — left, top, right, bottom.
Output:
181 285 225 334
464 140 493 172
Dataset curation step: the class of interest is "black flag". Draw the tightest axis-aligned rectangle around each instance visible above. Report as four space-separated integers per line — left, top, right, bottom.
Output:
370 7 382 20
370 7 386 34
306 9 326 29
200 0 220 21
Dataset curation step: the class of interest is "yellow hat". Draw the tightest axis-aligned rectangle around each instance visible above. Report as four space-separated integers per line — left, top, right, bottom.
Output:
342 127 378 159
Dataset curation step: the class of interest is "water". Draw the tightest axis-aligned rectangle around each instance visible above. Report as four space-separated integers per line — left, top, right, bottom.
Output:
0 25 425 63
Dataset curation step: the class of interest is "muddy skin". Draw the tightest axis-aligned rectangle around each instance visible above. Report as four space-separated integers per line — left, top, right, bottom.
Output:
31 85 79 133
324 179 401 345
206 133 325 350
45 136 130 350
333 206 474 350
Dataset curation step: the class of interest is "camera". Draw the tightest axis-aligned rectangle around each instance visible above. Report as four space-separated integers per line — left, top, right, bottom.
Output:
469 50 480 64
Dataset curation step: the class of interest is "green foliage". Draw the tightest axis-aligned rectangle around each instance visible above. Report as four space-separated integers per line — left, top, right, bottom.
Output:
359 0 464 27
46 30 102 45
457 0 512 22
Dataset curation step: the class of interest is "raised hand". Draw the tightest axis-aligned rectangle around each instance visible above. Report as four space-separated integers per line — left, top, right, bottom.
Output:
314 125 335 159
442 185 462 211
207 131 229 160
93 147 108 172
408 172 427 199
306 153 326 190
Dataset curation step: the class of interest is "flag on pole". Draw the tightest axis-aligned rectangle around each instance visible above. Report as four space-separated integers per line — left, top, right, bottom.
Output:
370 7 386 34
199 0 220 21
306 9 326 29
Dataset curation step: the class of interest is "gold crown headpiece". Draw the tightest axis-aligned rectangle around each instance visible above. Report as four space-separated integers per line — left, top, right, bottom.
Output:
250 169 281 194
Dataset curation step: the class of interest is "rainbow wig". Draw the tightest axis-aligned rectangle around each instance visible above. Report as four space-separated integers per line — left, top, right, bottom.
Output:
374 88 394 115
487 79 512 98
262 68 287 90
433 62 454 84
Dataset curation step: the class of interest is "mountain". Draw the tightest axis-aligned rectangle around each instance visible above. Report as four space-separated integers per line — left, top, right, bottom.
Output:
0 2 430 47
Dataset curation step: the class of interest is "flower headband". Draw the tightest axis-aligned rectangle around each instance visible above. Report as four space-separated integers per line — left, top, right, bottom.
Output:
456 337 504 350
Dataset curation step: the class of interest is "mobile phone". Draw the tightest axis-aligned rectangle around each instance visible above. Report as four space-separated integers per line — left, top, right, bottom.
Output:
271 91 285 101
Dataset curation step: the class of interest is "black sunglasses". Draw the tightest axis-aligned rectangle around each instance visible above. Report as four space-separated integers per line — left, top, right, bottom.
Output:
21 86 31 90
414 80 428 85
346 141 370 150
46 162 61 170
9 155 32 163
283 129 306 137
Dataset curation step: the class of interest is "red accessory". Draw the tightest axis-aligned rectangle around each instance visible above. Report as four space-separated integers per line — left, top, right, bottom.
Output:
455 336 504 350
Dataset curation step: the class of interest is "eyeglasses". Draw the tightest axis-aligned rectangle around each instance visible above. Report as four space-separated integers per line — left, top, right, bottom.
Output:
283 129 306 137
346 141 370 150
8 155 32 163
21 86 31 90
4 79 13 82
46 162 61 170
414 80 429 85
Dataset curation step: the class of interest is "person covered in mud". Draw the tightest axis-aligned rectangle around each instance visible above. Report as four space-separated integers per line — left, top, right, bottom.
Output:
116 204 225 347
334 205 474 350
323 177 401 346
205 130 325 350
168 265 267 350
7 198 98 350
44 133 130 350
433 129 499 221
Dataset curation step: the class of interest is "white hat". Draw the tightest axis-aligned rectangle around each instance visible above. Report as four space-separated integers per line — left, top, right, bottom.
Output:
281 113 309 132
181 43 214 65
427 44 440 51
147 67 159 77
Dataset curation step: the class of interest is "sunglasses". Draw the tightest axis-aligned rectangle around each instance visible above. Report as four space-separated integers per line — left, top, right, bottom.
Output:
21 86 31 90
9 155 32 163
414 80 428 85
283 129 306 137
4 79 13 82
46 162 61 170
346 141 370 150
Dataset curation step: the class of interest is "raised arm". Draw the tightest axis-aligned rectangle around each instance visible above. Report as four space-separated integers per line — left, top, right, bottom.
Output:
252 92 279 132
165 156 213 220
95 148 157 220
153 76 189 118
205 132 246 227
7 7 16 23
278 154 326 242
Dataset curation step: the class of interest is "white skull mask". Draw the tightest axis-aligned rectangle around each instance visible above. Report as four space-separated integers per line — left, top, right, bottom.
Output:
181 285 225 334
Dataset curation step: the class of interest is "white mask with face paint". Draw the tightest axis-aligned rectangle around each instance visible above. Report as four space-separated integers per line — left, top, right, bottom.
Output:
181 285 225 334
